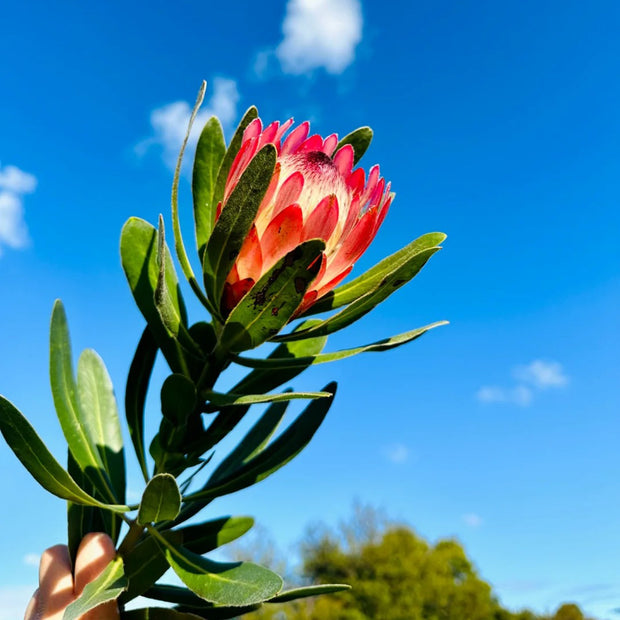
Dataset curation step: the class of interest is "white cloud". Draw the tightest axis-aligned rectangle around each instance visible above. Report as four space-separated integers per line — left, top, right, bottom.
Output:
275 0 363 75
476 385 533 407
383 443 409 464
462 513 483 528
23 553 40 567
513 360 569 389
0 164 36 255
0 165 37 194
138 78 240 169
476 359 567 407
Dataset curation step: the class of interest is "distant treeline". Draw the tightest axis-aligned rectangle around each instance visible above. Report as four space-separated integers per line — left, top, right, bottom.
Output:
232 506 593 620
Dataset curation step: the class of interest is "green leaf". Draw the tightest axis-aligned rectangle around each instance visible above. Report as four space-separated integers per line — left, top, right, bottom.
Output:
138 474 182 525
77 349 125 506
120 217 192 376
122 610 203 620
68 451 116 564
152 531 283 606
209 401 288 483
161 374 197 425
155 216 204 357
268 584 352 603
234 321 448 369
125 327 158 483
49 301 118 504
219 239 325 352
168 82 215 315
334 126 373 165
0 396 129 511
121 517 253 603
203 144 277 311
185 384 336 503
205 389 330 409
63 556 126 620
193 116 226 259
302 232 446 316
275 246 443 341
231 319 328 396
212 106 259 212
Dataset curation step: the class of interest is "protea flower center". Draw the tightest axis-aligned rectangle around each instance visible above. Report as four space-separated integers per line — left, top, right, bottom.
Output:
221 117 393 316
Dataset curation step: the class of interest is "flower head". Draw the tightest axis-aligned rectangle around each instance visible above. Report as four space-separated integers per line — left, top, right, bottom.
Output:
220 118 393 316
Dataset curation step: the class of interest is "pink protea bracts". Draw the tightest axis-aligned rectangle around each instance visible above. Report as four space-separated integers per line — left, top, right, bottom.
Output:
220 118 393 316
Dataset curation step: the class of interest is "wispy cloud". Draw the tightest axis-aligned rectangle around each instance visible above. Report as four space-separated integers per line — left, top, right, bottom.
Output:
382 443 409 464
513 360 569 389
462 513 483 528
256 0 362 77
476 360 568 407
0 164 36 255
23 553 40 567
137 78 240 170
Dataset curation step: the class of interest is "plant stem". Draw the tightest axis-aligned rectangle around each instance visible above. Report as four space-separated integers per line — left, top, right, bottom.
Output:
117 518 145 558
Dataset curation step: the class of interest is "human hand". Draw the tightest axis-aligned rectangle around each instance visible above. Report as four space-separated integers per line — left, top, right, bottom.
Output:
25 532 120 620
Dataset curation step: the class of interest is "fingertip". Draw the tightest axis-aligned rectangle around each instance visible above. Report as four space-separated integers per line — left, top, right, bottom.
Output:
74 533 117 595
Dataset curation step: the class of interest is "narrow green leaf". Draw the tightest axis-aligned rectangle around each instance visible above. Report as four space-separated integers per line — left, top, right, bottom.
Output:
334 126 373 165
268 584 352 603
302 232 446 316
121 517 253 603
125 328 157 483
151 530 283 606
231 319 328 396
63 556 126 620
193 116 226 258
206 389 330 409
209 401 288 483
50 301 117 503
121 217 193 375
185 384 336 503
156 216 204 357
0 396 129 512
220 239 325 352
235 321 448 369
68 451 116 564
275 246 442 341
138 474 182 525
77 349 125 505
212 106 259 211
203 144 277 309
168 82 215 315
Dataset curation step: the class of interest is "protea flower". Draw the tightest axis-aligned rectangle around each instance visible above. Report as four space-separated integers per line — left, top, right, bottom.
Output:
220 118 393 316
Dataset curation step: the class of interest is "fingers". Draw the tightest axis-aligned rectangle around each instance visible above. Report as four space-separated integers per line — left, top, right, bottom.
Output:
24 588 40 620
74 532 117 594
74 532 120 620
36 545 75 620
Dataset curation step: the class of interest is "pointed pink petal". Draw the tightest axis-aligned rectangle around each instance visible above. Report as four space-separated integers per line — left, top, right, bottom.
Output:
243 118 262 142
368 177 386 210
375 194 391 233
272 170 305 220
333 144 354 177
302 194 339 242
322 133 339 156
315 265 353 299
260 204 303 270
360 164 380 206
223 278 255 314
327 210 377 277
236 225 263 281
298 134 324 153
293 290 319 317
340 194 361 239
214 201 223 222
281 122 310 155
225 137 258 202
258 121 279 149
346 167 365 194
274 118 294 152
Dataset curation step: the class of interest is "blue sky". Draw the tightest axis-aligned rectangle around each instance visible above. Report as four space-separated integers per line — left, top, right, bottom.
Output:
1 0 620 617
